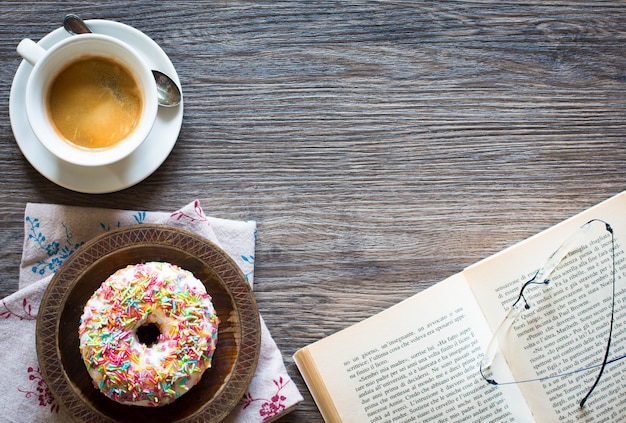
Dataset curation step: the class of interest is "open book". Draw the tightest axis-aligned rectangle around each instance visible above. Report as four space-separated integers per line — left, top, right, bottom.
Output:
294 192 626 422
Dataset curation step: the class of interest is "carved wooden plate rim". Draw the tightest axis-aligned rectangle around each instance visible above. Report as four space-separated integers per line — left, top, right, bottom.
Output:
36 224 261 423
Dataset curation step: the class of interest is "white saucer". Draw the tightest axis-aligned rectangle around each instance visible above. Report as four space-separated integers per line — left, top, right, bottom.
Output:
9 20 183 194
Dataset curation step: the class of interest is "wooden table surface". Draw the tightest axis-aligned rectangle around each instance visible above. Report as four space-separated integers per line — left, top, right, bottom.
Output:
2 2 626 421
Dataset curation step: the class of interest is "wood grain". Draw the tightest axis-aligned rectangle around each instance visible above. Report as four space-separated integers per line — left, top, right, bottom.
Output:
2 2 626 421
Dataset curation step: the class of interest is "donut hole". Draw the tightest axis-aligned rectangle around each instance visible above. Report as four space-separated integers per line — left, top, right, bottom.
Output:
136 322 161 347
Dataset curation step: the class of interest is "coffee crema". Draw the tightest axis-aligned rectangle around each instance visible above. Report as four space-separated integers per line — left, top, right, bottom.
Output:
46 55 143 150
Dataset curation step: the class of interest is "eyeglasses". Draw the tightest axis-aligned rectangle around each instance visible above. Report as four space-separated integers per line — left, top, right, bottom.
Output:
479 219 624 408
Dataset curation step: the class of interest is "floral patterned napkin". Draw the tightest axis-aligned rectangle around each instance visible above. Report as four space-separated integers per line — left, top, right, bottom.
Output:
0 201 302 423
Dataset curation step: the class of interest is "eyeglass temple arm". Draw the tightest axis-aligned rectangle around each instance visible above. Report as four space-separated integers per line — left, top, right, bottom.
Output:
579 221 614 408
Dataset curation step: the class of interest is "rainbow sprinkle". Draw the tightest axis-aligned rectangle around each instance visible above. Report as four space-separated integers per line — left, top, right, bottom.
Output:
78 262 219 407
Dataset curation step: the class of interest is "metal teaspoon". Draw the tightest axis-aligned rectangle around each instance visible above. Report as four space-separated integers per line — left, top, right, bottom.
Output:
63 14 182 107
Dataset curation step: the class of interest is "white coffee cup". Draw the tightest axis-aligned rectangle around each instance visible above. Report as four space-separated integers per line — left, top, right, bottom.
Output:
17 34 158 167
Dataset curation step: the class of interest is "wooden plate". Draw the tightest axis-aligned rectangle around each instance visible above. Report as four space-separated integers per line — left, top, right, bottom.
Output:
36 225 261 423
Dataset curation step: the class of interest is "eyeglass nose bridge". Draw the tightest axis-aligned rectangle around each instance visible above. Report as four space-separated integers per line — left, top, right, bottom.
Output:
513 278 545 310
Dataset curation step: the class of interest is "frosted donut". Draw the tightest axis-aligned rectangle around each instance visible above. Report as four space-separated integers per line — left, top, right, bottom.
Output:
78 261 219 406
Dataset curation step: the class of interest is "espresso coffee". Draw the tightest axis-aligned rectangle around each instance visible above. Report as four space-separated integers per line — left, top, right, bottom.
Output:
46 55 143 150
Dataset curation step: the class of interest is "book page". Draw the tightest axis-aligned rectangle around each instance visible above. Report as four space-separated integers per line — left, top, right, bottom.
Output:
465 192 626 422
295 273 535 423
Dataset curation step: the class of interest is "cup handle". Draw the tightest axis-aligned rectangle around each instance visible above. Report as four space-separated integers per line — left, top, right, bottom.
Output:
17 39 46 66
